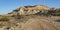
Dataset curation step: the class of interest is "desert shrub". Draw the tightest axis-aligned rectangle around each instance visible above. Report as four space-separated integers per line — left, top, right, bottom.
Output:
11 15 16 17
0 16 10 21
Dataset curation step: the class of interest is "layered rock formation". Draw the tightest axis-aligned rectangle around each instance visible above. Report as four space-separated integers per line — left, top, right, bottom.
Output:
19 4 50 15
8 4 50 15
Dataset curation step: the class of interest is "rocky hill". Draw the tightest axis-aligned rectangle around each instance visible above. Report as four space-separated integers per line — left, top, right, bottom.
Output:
8 4 60 16
0 4 60 30
8 4 50 15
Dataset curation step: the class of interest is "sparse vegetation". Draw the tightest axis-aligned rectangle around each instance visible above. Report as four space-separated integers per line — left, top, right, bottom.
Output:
0 16 10 21
46 10 60 16
35 9 60 16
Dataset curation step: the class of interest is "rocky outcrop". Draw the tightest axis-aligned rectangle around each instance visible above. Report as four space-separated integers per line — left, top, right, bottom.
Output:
4 4 60 16
8 4 50 15
18 4 50 15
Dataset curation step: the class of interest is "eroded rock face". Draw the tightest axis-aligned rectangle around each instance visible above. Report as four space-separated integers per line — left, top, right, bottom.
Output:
18 4 50 15
9 4 50 15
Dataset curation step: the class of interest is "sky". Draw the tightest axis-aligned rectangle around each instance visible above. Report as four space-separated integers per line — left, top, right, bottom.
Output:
0 0 60 14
